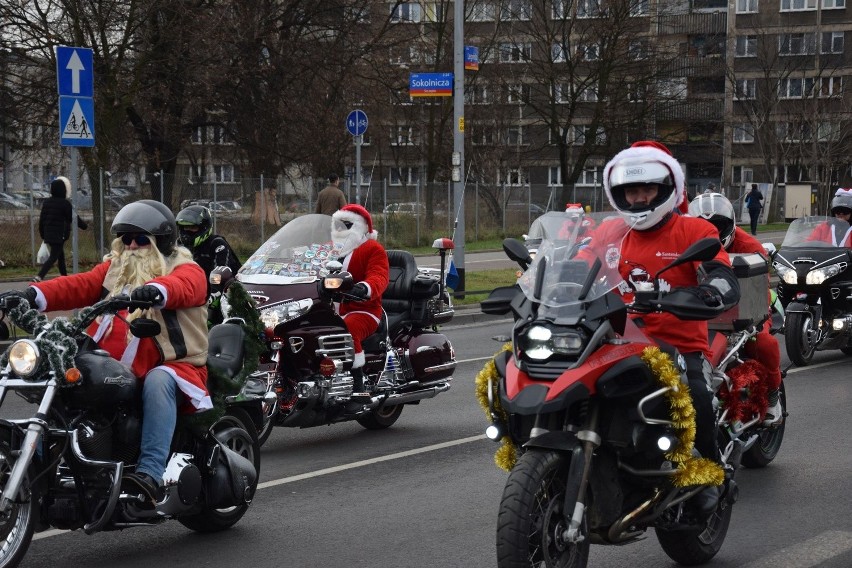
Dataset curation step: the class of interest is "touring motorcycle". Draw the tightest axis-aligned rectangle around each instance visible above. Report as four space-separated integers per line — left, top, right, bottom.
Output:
227 214 456 446
773 216 852 365
479 214 785 568
0 291 262 568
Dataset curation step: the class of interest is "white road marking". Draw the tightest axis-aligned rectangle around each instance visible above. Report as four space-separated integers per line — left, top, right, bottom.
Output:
739 531 852 568
786 358 845 374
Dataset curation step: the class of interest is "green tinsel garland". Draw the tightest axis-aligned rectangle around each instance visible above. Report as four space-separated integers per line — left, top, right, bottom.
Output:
0 302 78 381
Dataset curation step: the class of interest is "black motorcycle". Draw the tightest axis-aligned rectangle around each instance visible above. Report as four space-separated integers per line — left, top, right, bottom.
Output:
0 290 262 568
774 216 852 365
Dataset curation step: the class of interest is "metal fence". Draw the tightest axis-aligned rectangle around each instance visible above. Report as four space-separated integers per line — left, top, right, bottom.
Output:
0 174 611 270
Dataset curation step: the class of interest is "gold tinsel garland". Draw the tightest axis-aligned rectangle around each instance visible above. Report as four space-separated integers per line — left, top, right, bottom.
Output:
474 343 725 486
474 343 517 471
640 346 725 488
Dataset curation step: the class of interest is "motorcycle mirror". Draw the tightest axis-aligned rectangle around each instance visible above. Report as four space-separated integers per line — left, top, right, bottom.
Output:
656 238 721 280
482 285 519 316
762 242 777 260
503 238 533 269
326 260 343 273
129 318 161 338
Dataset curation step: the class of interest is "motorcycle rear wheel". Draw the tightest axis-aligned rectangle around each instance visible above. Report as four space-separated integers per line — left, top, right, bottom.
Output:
655 490 733 566
357 403 403 430
784 312 816 366
0 441 36 568
496 450 590 568
178 409 260 533
741 382 787 469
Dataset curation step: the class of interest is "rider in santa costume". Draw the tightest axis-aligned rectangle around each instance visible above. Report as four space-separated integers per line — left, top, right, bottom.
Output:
331 204 389 393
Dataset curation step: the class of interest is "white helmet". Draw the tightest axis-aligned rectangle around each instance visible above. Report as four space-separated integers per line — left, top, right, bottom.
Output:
830 188 852 215
603 143 685 230
688 192 736 249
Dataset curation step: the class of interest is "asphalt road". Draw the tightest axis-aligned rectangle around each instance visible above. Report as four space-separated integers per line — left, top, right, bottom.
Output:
10 313 852 568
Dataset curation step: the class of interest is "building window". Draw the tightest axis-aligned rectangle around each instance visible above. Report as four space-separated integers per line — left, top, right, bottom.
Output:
822 0 844 7
776 121 811 142
465 83 492 105
213 164 237 183
423 2 445 21
471 124 495 145
577 167 602 186
548 127 569 145
552 42 569 63
780 0 816 9
736 0 758 11
735 78 756 99
499 42 532 63
819 76 843 97
344 6 371 22
470 1 497 21
501 0 532 20
390 167 419 185
553 83 570 103
498 168 526 186
659 78 687 99
628 40 647 60
506 125 525 145
390 126 415 146
579 42 600 61
578 85 598 101
572 125 606 145
779 33 816 55
629 0 649 15
390 2 422 23
506 83 531 103
778 77 815 98
733 123 755 143
818 121 842 141
733 166 754 185
552 0 570 18
821 31 844 54
577 0 604 17
549 166 563 186
735 35 757 57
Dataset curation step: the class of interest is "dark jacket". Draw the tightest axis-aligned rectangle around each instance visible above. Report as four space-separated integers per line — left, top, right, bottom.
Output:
315 185 347 215
191 235 242 291
745 189 764 211
39 184 74 244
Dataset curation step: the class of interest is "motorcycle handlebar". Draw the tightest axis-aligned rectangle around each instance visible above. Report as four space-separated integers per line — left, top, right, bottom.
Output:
630 288 725 321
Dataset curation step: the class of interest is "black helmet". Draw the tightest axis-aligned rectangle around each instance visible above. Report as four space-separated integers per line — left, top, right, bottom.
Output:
176 205 213 249
111 199 177 255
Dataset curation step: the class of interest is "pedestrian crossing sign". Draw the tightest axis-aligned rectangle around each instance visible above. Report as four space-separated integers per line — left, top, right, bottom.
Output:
59 96 95 147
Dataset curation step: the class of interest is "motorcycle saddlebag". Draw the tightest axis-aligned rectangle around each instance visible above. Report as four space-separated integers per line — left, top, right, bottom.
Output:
204 436 257 509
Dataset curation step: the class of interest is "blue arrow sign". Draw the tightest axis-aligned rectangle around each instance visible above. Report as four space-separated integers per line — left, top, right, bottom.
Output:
346 109 368 136
59 96 96 147
56 46 94 97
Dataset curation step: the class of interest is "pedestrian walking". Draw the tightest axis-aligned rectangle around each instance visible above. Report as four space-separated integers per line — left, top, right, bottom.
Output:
745 184 764 235
315 174 347 215
33 176 87 282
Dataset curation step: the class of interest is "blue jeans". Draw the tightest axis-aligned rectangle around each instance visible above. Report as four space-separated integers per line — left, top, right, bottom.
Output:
137 368 180 482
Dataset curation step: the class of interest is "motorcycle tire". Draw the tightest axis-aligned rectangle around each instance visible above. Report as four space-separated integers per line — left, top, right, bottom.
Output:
655 488 733 566
741 382 787 469
0 440 37 568
178 408 260 533
356 403 404 430
256 400 277 447
496 450 590 568
784 312 816 366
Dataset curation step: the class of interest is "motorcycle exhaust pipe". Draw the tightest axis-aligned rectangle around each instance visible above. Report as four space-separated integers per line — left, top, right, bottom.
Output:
365 382 451 409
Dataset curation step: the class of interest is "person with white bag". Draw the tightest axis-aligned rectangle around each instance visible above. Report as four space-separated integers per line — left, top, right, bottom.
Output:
33 176 88 282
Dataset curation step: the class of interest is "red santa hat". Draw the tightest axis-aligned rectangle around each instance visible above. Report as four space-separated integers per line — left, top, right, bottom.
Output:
332 204 378 240
604 140 687 214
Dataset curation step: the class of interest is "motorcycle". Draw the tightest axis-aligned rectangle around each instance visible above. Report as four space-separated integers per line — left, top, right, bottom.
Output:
478 214 785 568
773 216 852 365
227 214 456 446
0 291 262 568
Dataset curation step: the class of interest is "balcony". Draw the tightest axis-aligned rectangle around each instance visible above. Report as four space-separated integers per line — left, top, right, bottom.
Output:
658 11 727 35
656 99 724 121
661 55 727 77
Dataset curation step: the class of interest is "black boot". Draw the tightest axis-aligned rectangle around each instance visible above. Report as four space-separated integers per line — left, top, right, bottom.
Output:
345 368 370 414
689 486 720 520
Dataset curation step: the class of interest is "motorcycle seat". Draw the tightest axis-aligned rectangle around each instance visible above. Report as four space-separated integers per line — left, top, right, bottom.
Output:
207 322 246 380
383 250 419 316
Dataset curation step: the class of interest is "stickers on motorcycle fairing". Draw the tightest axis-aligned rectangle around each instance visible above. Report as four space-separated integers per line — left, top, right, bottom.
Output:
605 246 620 269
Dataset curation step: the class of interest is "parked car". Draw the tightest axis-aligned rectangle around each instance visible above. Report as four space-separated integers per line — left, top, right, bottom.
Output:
209 200 242 215
0 197 29 210
506 202 547 216
383 202 426 216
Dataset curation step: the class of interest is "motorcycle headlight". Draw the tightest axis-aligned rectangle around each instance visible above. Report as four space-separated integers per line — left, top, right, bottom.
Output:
805 263 844 285
8 339 40 378
260 299 313 329
774 264 797 285
517 324 587 361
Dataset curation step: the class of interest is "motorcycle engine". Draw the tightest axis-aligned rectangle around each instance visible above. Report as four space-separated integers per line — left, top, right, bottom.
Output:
76 409 141 463
76 417 113 461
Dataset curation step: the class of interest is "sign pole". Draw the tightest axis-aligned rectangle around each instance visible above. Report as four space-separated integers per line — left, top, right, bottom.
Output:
452 0 466 294
355 134 362 205
71 148 79 274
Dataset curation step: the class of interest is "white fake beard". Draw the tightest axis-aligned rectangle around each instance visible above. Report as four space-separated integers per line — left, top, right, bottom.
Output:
108 239 167 325
331 230 366 257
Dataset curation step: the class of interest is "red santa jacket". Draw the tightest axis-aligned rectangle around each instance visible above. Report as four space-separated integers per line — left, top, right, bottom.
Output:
32 259 211 413
339 239 390 323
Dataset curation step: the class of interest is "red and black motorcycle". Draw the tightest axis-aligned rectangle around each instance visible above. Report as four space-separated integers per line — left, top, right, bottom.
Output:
222 214 456 445
479 214 785 568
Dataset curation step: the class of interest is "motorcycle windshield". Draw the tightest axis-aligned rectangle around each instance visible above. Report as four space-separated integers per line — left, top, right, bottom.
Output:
780 216 852 249
518 212 632 310
237 214 339 285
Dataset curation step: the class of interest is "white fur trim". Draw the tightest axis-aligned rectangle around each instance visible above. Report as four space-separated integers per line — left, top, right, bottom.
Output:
332 209 370 237
353 351 365 368
603 145 685 209
154 365 214 411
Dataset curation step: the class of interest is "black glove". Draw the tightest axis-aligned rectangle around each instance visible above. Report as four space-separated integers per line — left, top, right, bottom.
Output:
685 285 723 308
350 282 370 301
130 285 162 305
0 288 37 310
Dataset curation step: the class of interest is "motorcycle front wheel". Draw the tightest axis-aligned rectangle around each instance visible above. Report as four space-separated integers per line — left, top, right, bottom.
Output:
496 450 590 568
784 311 816 366
178 409 260 533
0 441 36 568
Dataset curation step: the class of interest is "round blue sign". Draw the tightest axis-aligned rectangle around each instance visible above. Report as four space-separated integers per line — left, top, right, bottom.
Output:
346 109 368 136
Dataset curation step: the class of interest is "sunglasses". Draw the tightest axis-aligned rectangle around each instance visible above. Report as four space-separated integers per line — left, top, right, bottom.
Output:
120 234 152 246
